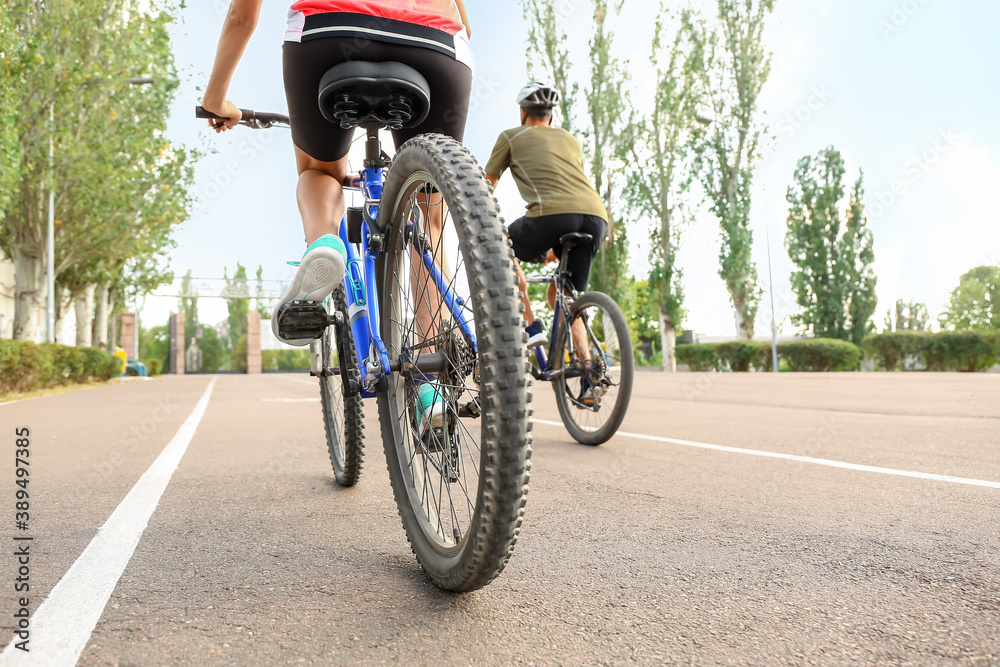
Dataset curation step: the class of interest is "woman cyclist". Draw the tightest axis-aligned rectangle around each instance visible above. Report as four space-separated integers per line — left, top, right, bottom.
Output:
202 0 472 338
203 0 472 424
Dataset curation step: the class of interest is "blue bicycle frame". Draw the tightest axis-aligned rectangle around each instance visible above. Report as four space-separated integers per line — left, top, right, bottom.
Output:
336 164 477 398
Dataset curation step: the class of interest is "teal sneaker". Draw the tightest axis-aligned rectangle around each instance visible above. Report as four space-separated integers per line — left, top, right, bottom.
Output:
415 382 446 429
272 234 348 347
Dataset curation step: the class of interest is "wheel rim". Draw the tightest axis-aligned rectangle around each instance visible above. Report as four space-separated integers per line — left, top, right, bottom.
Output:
382 172 484 554
557 301 625 434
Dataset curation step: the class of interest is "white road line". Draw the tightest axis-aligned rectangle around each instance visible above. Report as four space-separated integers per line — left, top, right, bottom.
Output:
0 378 217 666
532 419 1000 490
263 398 320 403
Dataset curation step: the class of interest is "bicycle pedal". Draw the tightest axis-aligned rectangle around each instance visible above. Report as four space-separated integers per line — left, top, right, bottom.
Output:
275 301 329 342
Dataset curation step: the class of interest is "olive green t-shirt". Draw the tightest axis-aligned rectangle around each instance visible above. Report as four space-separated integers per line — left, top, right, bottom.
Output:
484 126 608 220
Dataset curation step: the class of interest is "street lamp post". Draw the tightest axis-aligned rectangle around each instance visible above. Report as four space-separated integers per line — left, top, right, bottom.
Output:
45 76 155 343
766 228 779 373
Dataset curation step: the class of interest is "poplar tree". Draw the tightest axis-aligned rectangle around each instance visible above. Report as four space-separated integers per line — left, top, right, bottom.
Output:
698 0 776 339
624 7 706 371
0 1 192 341
785 146 877 343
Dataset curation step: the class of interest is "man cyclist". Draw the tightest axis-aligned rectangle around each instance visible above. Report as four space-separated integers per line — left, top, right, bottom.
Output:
484 83 608 389
203 0 472 426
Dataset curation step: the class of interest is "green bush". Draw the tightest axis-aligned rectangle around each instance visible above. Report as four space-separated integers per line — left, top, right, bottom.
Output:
778 339 861 372
860 331 933 371
139 358 164 376
716 341 765 372
926 331 996 372
862 331 998 372
0 341 52 393
43 343 87 384
0 341 121 396
676 344 720 372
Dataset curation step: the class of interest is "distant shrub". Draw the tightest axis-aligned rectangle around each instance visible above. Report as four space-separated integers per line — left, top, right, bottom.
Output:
715 341 765 372
862 331 997 372
779 339 861 372
676 344 720 372
0 341 120 396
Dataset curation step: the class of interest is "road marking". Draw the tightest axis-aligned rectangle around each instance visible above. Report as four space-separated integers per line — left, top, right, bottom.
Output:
532 419 1000 490
0 378 217 666
263 398 320 403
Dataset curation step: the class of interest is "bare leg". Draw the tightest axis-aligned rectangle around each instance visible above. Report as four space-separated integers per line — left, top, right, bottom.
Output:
514 260 535 324
294 147 348 244
548 283 591 365
411 190 445 353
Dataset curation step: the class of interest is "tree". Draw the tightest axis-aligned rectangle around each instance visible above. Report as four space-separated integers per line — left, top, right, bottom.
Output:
886 299 929 332
0 6 21 222
522 0 578 131
841 177 878 344
224 263 249 350
254 265 271 319
939 266 1000 330
179 270 199 343
624 7 704 371
698 0 776 339
0 1 191 341
785 146 877 343
582 0 631 307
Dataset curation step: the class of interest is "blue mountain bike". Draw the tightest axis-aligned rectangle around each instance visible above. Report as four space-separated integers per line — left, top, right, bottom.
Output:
196 61 531 592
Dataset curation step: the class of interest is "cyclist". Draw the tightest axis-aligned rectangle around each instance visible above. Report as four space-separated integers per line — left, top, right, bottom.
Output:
203 0 473 426
484 83 608 391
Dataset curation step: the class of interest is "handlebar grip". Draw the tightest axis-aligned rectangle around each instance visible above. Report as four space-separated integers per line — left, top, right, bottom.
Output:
194 105 254 121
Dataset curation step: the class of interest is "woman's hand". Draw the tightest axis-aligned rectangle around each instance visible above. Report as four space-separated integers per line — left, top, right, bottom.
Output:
543 249 557 264
202 98 242 132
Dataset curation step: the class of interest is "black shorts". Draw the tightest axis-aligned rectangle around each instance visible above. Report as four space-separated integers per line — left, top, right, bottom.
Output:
282 38 472 162
508 213 608 292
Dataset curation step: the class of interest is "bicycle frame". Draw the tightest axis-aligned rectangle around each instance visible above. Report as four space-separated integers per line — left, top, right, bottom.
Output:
336 150 477 399
525 271 587 383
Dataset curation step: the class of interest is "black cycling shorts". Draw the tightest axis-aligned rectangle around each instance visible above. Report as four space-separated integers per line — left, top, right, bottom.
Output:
282 38 472 162
508 213 608 292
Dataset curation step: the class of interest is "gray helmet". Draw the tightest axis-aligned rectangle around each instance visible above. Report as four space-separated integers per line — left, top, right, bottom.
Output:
516 82 560 109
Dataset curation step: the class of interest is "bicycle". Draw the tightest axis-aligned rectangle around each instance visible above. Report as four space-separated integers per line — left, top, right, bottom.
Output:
195 59 532 592
525 236 634 445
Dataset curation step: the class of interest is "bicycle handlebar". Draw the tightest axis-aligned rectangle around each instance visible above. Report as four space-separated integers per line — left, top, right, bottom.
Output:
195 105 290 130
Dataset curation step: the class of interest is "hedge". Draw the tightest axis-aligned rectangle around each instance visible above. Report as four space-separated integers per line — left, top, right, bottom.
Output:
675 343 721 372
0 340 122 396
677 338 861 372
778 339 861 372
861 330 998 372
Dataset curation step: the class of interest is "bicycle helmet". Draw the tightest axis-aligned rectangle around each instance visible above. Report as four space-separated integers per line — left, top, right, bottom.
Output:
516 82 561 109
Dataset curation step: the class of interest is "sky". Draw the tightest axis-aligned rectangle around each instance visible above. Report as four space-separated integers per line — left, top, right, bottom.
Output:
145 0 1000 338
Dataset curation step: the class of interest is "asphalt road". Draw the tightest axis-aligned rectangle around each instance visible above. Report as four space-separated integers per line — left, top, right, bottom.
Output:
0 371 997 665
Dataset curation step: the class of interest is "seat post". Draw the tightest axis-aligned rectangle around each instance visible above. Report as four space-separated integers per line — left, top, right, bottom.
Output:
364 125 381 169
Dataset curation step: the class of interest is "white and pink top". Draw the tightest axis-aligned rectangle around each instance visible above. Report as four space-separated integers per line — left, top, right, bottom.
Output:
285 0 472 66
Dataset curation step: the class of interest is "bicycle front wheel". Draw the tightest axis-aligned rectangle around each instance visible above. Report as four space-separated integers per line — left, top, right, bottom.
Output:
552 291 634 445
376 134 532 592
318 286 365 486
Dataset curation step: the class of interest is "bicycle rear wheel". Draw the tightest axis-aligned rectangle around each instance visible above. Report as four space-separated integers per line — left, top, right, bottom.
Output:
552 291 634 445
318 286 364 486
376 134 532 592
